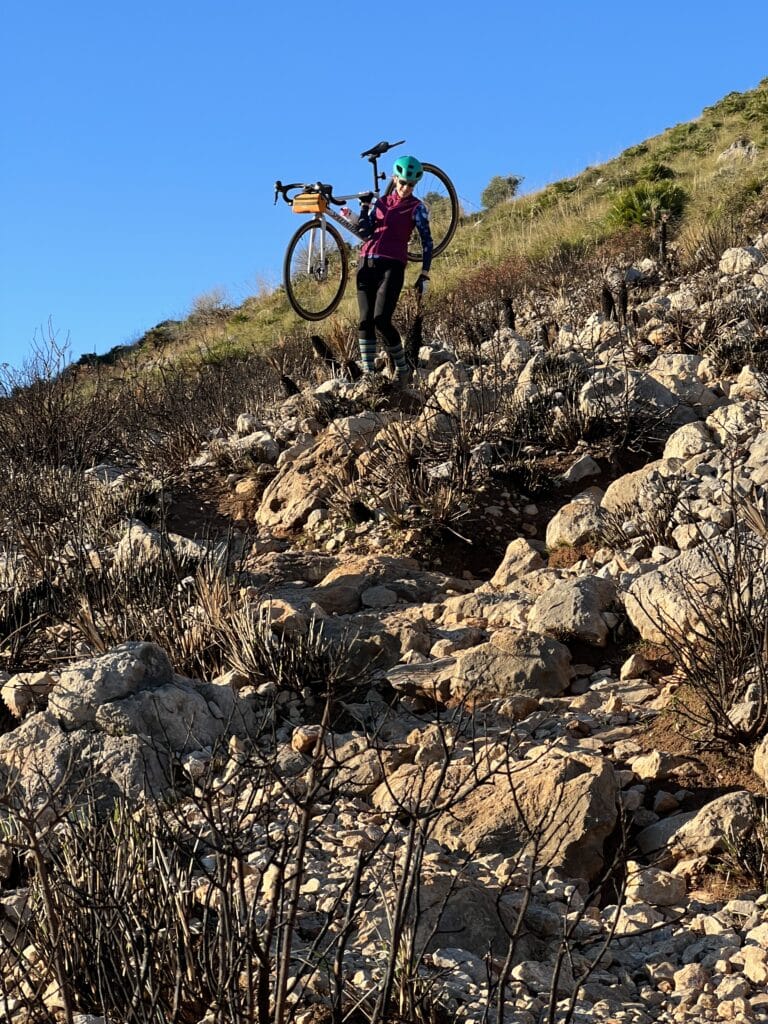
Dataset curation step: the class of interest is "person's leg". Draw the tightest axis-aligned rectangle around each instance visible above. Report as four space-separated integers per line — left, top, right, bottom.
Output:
372 262 410 382
356 262 378 374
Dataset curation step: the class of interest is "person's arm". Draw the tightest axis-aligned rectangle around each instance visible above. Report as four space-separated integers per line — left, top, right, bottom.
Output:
357 196 380 240
414 202 433 294
414 202 433 275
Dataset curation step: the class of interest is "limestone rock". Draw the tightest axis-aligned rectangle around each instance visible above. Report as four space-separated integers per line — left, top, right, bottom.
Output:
717 139 759 163
719 246 765 275
418 344 454 372
527 576 616 646
333 744 404 796
256 433 352 532
439 589 531 629
625 861 686 906
431 362 491 417
620 652 651 679
560 454 601 484
647 353 720 414
546 496 602 549
742 945 768 986
574 317 623 357
614 901 665 934
376 749 619 881
450 628 572 698
707 399 768 448
354 864 530 958
328 411 386 450
49 642 175 730
638 791 758 867
670 791 759 861
257 595 326 635
600 460 663 513
1 671 55 718
667 284 699 312
627 369 699 426
93 675 239 753
236 412 266 436
634 812 696 859
0 710 77 809
624 541 727 645
384 658 455 702
498 331 531 373
629 750 688 781
0 643 260 808
115 520 206 569
229 430 280 464
311 555 443 616
361 585 398 608
489 538 545 589
292 725 323 754
663 420 714 460
511 959 574 996
673 961 710 994
753 734 768 786
730 365 768 402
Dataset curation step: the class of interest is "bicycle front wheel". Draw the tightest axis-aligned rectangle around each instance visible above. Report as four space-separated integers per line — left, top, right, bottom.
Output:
283 218 348 321
386 162 459 262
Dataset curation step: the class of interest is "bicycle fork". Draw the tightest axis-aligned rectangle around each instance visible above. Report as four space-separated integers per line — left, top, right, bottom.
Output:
305 211 362 279
305 218 329 280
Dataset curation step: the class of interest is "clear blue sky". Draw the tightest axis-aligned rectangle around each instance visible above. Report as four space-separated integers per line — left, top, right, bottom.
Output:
2 1 767 371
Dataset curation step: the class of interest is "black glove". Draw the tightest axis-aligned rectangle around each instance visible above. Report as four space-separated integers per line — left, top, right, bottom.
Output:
359 191 374 208
414 273 430 296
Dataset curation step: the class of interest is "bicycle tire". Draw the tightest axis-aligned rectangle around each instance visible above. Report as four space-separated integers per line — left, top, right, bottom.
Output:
283 218 349 321
385 162 459 262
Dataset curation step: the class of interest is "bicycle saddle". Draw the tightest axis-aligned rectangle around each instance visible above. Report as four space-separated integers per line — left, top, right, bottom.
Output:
360 139 405 159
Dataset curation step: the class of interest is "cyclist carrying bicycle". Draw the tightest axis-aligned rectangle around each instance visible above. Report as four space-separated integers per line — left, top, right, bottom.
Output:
354 154 433 386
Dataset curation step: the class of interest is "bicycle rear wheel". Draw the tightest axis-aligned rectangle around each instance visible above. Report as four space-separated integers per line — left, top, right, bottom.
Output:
385 162 459 262
283 218 348 321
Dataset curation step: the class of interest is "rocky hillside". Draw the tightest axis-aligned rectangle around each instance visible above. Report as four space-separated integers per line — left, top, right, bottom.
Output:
2 95 768 1024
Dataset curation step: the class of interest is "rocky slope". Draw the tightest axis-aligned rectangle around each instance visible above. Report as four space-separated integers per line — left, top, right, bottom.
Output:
2 228 768 1022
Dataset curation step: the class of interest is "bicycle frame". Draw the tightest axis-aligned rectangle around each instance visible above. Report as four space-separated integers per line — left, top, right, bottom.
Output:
315 148 394 241
322 202 366 240
293 191 372 279
275 139 401 242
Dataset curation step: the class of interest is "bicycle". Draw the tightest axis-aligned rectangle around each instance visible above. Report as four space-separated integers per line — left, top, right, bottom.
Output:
274 139 459 322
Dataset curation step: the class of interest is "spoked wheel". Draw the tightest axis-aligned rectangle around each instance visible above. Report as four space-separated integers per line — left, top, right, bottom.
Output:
283 218 349 321
386 162 459 261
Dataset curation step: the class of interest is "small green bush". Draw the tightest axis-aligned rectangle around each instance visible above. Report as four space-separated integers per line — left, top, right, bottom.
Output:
137 319 183 349
529 178 579 215
705 91 748 117
609 181 688 228
638 159 676 182
657 120 718 158
742 93 768 128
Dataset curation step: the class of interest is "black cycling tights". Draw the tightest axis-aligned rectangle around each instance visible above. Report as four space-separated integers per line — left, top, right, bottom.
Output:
356 257 406 353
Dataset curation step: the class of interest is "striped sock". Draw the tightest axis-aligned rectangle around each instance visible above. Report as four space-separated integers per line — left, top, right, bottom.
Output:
359 338 376 374
388 342 409 378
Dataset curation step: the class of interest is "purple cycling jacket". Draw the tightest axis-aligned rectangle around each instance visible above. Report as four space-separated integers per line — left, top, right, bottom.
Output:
359 192 432 270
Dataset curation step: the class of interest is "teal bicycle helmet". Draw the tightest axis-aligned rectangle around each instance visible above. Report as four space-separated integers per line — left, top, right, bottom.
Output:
393 155 423 183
